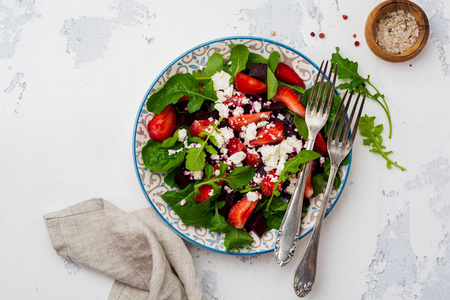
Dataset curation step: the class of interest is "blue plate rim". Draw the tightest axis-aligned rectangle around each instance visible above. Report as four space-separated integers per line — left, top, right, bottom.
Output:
132 35 352 256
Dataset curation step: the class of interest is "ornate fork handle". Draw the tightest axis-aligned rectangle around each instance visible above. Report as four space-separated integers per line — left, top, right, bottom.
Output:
293 163 339 297
274 141 314 266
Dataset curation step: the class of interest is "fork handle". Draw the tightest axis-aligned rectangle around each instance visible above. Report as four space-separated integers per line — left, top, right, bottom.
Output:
274 139 314 267
292 163 338 297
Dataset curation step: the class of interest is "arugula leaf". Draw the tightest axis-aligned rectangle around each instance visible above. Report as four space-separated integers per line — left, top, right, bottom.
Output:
331 47 392 138
225 44 249 83
201 80 218 103
209 201 229 232
359 115 406 171
193 53 224 85
224 224 253 251
185 118 222 171
142 139 185 172
147 73 216 114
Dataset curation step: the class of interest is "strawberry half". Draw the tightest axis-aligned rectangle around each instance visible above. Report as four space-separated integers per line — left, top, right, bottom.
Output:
189 119 213 139
261 170 283 197
304 164 314 199
249 122 285 146
224 94 249 107
234 72 267 95
272 87 306 118
245 152 262 168
313 132 328 156
228 193 261 229
147 104 176 142
228 137 247 156
194 185 214 203
274 62 305 87
228 111 271 131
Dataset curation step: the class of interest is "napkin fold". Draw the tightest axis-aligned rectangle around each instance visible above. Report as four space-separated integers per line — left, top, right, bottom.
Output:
44 198 204 300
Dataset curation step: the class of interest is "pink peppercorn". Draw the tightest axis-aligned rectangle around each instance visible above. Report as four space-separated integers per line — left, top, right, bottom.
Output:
355 41 360 46
319 33 325 38
343 15 348 20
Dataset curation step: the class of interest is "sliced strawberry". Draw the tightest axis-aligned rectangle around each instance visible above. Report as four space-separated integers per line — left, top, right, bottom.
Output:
245 152 262 168
261 170 283 197
249 122 285 146
234 72 267 95
313 132 328 156
305 164 314 199
228 137 247 156
147 104 176 142
228 193 261 229
177 95 190 102
224 94 249 107
228 111 271 131
274 62 305 87
194 185 214 203
189 119 213 139
272 87 306 118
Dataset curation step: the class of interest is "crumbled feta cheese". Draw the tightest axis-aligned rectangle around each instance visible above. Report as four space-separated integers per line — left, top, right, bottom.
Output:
216 86 234 103
244 123 258 143
228 151 246 166
256 121 268 128
280 136 303 154
253 173 263 185
233 106 244 116
246 191 261 202
259 136 303 173
215 103 229 118
277 113 285 121
168 148 184 156
286 176 298 195
211 154 220 161
253 101 262 113
180 199 187 206
177 128 187 142
219 127 234 143
211 71 231 91
208 188 214 197
192 170 203 180
259 144 281 172
212 131 225 148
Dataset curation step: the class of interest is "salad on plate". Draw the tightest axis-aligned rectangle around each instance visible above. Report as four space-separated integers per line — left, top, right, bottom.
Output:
138 40 348 252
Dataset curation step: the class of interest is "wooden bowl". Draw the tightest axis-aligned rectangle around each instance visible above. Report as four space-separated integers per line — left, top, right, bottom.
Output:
365 0 429 62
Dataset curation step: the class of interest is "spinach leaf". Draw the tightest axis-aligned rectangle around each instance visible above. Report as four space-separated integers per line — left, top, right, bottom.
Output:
293 114 309 140
146 73 215 114
225 44 249 83
268 51 279 72
164 165 183 187
226 166 256 191
267 67 278 100
209 201 229 232
142 139 185 172
263 198 288 231
311 173 324 197
277 81 305 94
224 224 253 251
246 52 267 69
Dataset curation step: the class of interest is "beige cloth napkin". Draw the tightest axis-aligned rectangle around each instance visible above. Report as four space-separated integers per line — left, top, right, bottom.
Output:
44 198 204 300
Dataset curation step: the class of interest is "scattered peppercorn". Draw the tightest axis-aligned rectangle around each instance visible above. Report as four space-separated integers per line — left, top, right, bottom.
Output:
271 31 276 36
353 34 357 38
343 15 348 20
409 64 412 67
355 41 360 46
319 33 325 38
310 32 315 37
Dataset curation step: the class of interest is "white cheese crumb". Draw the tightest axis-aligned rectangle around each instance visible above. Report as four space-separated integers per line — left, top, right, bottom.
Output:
233 106 244 116
227 151 246 166
253 173 263 185
277 113 285 121
246 191 261 202
215 103 229 118
168 148 184 156
286 175 298 195
211 71 232 91
192 170 203 180
219 127 235 143
244 122 258 143
253 101 262 112
180 199 187 206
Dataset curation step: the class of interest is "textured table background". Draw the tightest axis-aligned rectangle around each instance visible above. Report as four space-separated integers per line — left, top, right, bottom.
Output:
1 0 450 299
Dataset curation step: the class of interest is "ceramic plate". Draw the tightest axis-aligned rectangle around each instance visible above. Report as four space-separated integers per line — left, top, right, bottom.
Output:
133 36 351 255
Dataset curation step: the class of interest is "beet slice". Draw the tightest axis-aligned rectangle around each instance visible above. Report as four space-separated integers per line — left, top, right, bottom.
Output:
219 190 238 217
174 172 192 189
246 211 267 237
248 63 267 78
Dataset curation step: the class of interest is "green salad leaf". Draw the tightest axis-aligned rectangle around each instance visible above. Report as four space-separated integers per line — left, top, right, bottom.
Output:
141 139 185 172
224 44 249 83
224 224 253 251
359 115 405 171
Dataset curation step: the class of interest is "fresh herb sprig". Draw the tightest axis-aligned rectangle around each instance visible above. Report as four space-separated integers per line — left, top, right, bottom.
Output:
330 47 393 138
359 115 406 171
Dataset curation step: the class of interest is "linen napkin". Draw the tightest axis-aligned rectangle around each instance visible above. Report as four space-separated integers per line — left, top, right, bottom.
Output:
44 198 205 300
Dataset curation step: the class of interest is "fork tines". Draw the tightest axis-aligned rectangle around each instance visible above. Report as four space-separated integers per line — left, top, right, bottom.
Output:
329 90 366 146
306 61 338 117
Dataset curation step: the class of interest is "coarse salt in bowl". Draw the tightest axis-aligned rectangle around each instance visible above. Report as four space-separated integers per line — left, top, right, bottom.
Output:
365 0 430 62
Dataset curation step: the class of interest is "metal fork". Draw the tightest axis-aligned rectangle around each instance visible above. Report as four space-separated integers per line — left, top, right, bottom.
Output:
293 90 366 297
275 61 337 267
